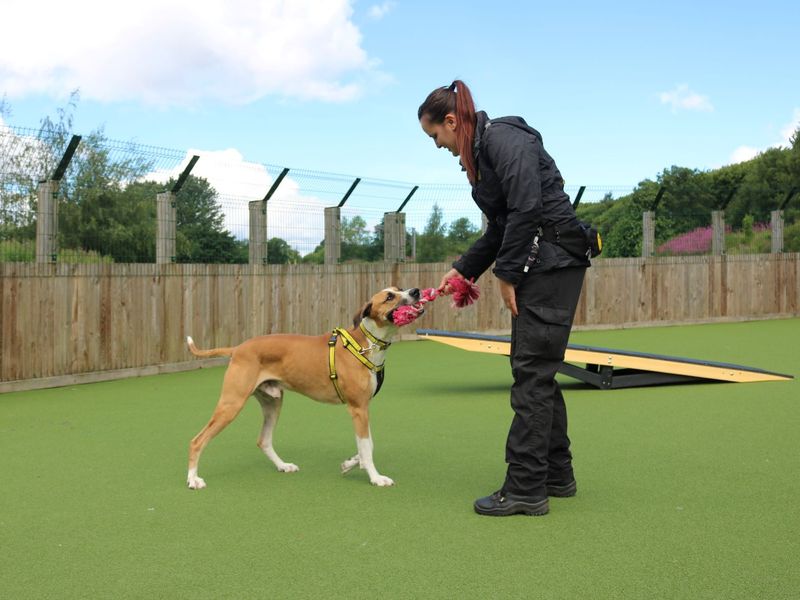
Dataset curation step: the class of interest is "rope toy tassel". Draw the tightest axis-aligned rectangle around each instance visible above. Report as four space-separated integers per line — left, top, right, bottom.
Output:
448 276 480 308
391 277 480 326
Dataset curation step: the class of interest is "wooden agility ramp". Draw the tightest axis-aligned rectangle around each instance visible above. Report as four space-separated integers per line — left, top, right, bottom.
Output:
416 329 793 390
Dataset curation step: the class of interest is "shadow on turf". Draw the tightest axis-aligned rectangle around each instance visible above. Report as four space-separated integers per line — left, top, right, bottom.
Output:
418 381 600 397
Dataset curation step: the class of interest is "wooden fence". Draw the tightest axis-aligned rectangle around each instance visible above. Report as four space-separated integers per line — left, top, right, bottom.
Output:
1 254 798 392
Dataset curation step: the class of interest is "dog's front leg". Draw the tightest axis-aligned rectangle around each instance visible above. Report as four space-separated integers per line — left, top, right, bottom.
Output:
347 405 394 486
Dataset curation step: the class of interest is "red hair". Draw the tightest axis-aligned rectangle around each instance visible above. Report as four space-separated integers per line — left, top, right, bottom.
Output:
418 80 479 184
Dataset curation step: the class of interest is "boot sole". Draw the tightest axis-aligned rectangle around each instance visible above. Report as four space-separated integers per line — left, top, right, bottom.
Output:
547 480 577 497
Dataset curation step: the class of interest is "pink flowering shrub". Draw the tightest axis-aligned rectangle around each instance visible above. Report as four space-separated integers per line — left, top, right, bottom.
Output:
657 226 715 255
657 222 771 255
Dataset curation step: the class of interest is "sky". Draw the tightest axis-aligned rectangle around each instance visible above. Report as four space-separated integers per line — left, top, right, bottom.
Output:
1 0 799 249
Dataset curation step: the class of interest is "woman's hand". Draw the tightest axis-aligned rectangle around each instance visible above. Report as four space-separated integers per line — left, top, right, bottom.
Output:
438 268 464 295
498 278 518 317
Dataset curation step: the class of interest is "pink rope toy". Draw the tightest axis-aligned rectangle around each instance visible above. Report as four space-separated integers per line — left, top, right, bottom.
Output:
392 277 480 326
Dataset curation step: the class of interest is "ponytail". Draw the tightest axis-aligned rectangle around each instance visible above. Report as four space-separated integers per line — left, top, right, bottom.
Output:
418 79 479 184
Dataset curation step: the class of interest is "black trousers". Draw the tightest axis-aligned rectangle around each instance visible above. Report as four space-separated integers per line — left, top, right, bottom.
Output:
503 266 586 496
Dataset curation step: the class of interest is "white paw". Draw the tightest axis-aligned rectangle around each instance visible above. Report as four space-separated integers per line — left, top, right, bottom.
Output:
370 475 395 487
187 475 206 489
341 456 360 474
277 463 299 473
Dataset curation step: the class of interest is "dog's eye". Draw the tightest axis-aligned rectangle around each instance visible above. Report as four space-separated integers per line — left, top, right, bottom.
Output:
385 292 395 301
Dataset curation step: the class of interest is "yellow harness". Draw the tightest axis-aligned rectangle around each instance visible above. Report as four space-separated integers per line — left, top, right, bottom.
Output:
328 322 390 403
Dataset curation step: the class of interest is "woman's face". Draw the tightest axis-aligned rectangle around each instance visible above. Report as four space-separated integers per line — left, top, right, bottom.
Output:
420 113 459 156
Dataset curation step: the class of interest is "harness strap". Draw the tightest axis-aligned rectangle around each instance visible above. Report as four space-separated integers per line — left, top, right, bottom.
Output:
328 328 385 404
328 331 346 403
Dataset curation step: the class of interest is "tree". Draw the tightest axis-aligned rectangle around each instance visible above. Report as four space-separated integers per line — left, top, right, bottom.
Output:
446 217 480 256
57 134 156 261
340 215 371 262
416 203 448 262
267 237 301 264
172 175 247 263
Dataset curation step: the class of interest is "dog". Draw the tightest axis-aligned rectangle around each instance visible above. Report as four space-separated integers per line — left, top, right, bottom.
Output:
185 286 423 489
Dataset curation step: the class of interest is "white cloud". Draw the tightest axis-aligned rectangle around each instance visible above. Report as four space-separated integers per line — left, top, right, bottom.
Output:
146 149 327 253
779 108 800 145
368 2 396 19
0 0 382 106
659 84 714 113
729 146 760 164
0 119 52 182
726 107 800 166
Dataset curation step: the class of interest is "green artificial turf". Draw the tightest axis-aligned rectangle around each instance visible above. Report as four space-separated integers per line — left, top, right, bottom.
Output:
1 319 798 599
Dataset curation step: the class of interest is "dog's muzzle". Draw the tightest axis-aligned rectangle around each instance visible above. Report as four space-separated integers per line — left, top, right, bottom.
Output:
388 288 423 322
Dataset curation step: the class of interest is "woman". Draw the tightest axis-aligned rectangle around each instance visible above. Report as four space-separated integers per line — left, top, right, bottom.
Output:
418 80 590 516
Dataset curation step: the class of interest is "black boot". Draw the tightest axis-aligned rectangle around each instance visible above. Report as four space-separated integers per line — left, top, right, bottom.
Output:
473 490 549 516
547 479 577 497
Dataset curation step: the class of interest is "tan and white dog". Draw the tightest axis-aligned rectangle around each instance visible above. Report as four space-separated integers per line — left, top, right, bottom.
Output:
185 286 423 489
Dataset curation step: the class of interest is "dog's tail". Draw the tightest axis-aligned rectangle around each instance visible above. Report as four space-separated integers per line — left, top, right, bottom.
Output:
186 336 235 358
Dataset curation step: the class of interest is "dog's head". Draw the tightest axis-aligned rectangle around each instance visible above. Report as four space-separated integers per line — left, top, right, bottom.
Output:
354 287 422 327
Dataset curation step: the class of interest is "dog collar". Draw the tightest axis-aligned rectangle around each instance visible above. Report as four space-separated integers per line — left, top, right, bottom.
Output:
359 321 391 351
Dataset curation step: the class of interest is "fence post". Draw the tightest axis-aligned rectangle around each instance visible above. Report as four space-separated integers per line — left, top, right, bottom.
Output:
642 211 655 257
384 212 406 262
771 210 784 253
156 191 177 263
35 135 81 263
324 206 341 264
156 155 198 264
481 213 488 234
249 200 268 264
711 210 726 255
248 167 290 265
35 180 58 263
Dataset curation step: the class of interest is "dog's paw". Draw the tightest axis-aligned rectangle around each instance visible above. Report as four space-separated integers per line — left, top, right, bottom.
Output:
277 463 299 473
341 455 360 474
370 475 395 487
187 475 207 490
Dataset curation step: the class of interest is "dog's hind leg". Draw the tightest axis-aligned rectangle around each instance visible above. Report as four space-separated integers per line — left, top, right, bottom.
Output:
340 454 360 474
346 405 394 487
254 384 299 473
187 365 255 490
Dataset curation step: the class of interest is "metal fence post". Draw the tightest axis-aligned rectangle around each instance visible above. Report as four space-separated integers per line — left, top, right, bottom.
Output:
771 210 784 253
249 200 268 265
156 191 177 263
384 212 406 262
324 206 341 264
35 179 58 263
642 211 655 257
711 210 726 255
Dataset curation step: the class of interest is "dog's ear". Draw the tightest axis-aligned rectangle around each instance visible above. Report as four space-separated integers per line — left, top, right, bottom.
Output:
353 302 372 326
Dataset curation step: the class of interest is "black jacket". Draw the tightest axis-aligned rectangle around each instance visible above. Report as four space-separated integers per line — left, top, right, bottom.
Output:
452 111 589 285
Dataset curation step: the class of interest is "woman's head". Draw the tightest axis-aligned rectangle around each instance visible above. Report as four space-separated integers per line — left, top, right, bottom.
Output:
418 80 478 184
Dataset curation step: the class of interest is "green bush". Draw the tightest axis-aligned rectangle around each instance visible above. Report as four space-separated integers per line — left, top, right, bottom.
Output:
0 240 113 263
784 221 800 252
0 240 35 261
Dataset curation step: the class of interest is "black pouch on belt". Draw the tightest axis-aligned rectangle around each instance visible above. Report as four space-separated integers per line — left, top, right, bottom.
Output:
543 221 602 259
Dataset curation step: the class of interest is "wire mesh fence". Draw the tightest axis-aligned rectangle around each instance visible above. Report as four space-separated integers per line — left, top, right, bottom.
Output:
1 122 797 264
